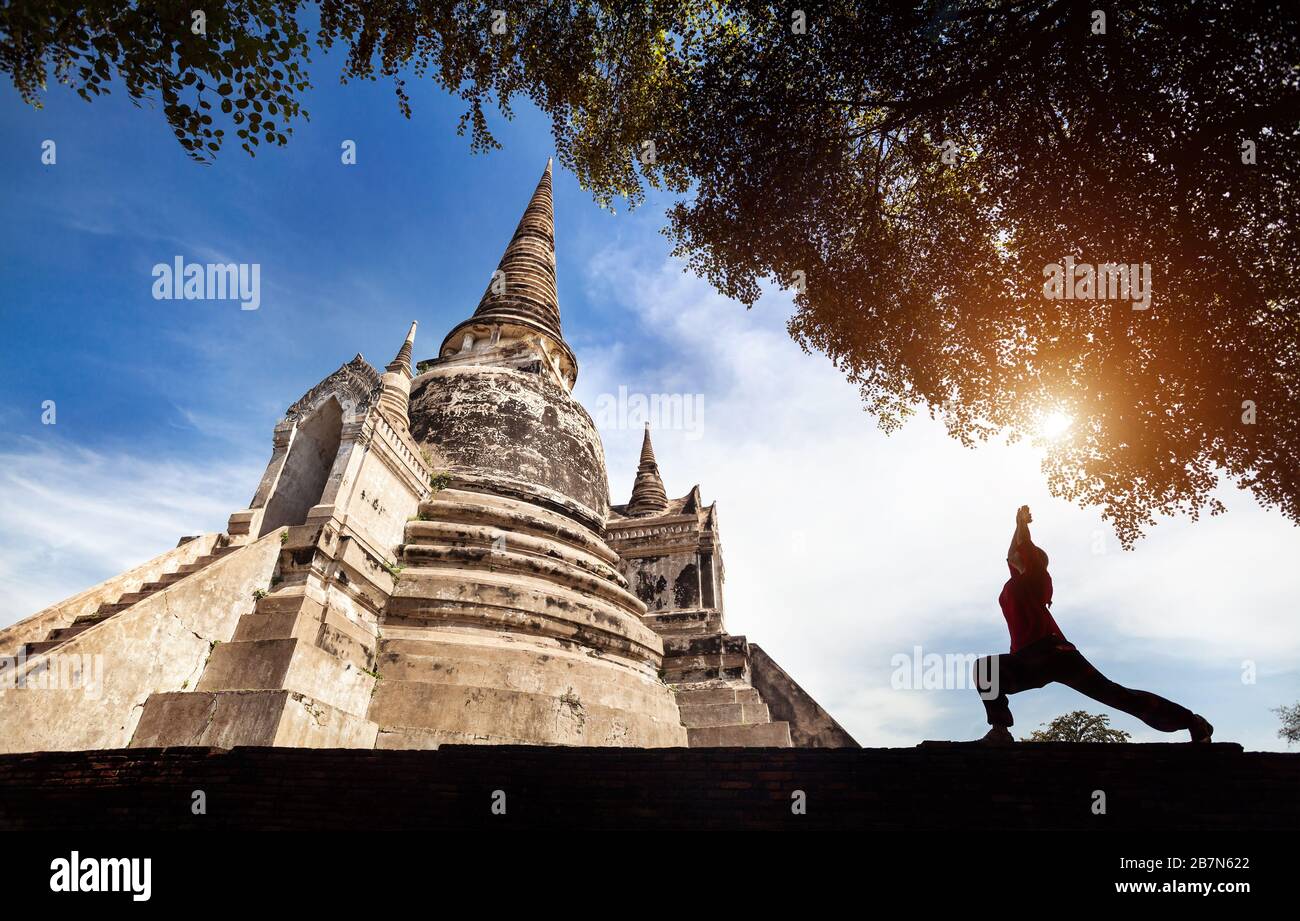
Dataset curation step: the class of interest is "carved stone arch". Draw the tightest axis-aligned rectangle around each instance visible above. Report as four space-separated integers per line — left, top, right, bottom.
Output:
262 357 383 532
228 356 386 542
284 354 381 425
258 396 345 536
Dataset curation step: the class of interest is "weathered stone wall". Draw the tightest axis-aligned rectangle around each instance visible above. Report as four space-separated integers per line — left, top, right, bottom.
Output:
607 507 723 616
132 688 378 750
0 743 1291 830
624 551 708 613
377 487 687 748
343 418 429 557
371 629 686 748
410 366 609 529
0 530 284 753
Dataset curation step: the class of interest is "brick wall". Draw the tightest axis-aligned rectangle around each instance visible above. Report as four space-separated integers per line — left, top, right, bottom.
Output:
0 742 1294 830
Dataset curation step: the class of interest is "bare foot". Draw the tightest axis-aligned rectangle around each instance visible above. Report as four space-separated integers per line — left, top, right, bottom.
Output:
979 726 1015 745
1189 714 1214 743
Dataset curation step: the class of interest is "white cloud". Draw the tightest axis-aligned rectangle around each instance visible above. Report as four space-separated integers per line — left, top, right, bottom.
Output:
578 248 1300 749
0 437 258 625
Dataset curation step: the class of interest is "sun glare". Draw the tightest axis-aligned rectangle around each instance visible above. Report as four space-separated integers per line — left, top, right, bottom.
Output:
1040 410 1074 440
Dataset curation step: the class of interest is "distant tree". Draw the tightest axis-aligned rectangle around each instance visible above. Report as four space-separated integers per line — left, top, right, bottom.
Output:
5 2 1299 546
1024 710 1131 743
1276 703 1300 746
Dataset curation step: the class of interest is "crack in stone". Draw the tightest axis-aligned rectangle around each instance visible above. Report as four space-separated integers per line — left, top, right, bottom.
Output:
189 695 219 745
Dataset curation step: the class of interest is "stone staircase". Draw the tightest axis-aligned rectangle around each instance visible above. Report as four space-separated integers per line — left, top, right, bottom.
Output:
21 542 238 658
674 683 793 747
649 610 792 747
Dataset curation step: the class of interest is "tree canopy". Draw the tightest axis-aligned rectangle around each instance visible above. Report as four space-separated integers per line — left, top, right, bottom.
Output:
1024 710 1131 743
1276 703 1300 746
5 1 1298 545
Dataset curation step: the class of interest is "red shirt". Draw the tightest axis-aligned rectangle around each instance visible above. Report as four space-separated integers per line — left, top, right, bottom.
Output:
999 560 1065 653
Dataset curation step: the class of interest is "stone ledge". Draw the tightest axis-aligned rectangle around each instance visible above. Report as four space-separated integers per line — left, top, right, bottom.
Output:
0 743 1293 830
918 740 1244 752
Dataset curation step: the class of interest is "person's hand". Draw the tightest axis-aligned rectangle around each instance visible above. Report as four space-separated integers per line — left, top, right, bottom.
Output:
1016 505 1033 525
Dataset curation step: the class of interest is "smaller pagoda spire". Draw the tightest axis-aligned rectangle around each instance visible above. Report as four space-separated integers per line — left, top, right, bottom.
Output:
386 320 418 376
377 320 418 431
626 423 669 517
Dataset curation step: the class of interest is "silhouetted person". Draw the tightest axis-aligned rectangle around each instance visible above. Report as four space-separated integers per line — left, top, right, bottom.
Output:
974 505 1213 744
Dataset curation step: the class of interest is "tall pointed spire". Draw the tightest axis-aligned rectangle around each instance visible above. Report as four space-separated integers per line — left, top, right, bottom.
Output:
377 320 418 431
467 158 562 340
387 320 418 375
627 423 669 517
438 159 578 391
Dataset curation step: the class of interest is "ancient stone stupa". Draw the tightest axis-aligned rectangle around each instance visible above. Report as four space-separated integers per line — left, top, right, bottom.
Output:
0 161 855 753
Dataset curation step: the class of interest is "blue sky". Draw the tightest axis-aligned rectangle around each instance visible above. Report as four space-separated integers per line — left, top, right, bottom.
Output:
2 43 1297 750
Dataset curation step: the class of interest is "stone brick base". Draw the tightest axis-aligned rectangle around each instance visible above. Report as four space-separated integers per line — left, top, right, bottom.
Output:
0 742 1294 830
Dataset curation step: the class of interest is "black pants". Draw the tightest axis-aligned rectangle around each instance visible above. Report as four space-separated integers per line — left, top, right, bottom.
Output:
973 637 1195 732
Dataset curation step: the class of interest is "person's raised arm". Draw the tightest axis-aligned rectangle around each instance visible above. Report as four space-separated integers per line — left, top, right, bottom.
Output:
1007 505 1032 573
